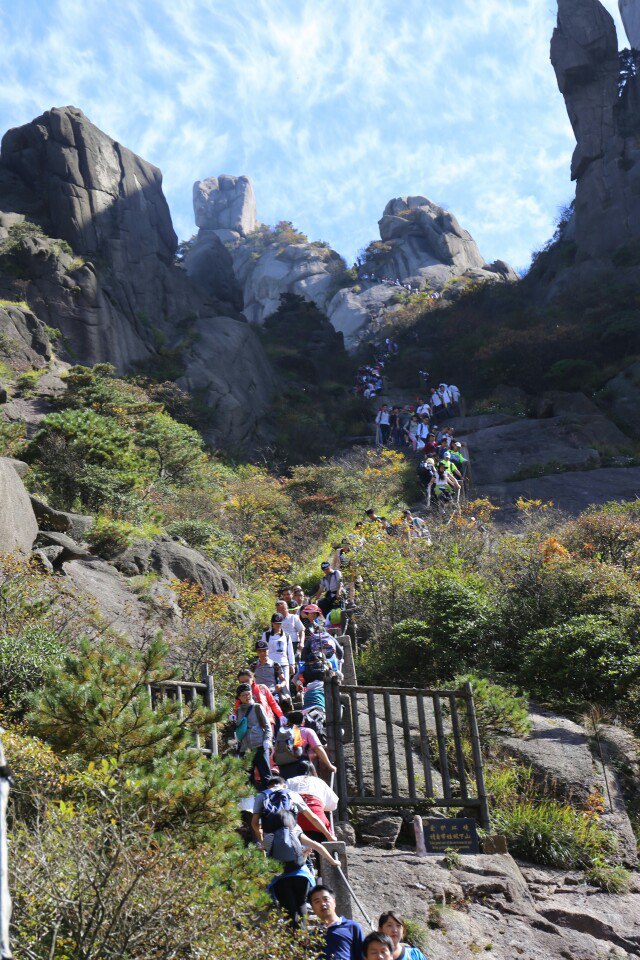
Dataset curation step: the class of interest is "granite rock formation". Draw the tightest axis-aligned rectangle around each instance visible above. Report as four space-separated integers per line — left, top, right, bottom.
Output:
620 0 640 49
187 177 516 347
0 107 274 447
550 0 640 272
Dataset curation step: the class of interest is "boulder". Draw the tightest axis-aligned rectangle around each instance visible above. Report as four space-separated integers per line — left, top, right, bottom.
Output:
501 707 638 865
466 417 601 485
604 361 640 439
0 304 51 367
35 530 92 562
0 456 38 553
4 457 29 478
358 813 403 849
481 465 640 517
193 175 257 236
114 536 238 597
30 495 93 540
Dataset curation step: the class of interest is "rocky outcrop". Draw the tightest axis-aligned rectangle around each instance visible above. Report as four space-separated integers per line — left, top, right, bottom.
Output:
114 535 238 597
193 175 257 238
549 0 640 275
187 177 516 348
0 456 38 553
373 196 518 289
0 108 274 448
345 848 640 959
620 0 640 50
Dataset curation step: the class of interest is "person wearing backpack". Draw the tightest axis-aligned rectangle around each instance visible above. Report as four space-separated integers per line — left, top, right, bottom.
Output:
252 776 336 926
261 613 295 687
286 761 338 842
235 683 273 788
273 721 307 778
286 711 336 776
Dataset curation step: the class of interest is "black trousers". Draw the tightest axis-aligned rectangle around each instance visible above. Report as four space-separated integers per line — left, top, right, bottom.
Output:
272 875 312 926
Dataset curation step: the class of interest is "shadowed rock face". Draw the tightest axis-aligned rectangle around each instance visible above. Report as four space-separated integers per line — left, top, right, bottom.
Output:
551 0 640 266
620 0 640 49
0 107 274 448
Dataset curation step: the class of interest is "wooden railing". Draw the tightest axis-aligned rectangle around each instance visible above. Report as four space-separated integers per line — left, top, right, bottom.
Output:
325 677 489 828
149 664 218 758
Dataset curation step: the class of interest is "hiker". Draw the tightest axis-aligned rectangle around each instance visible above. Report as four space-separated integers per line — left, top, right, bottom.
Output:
260 614 295 687
390 407 403 446
276 599 305 660
286 761 339 841
402 509 431 542
234 683 273 788
286 711 336 776
426 461 460 507
417 456 437 491
253 777 335 927
364 932 395 960
312 561 344 617
309 885 364 960
292 585 307 609
378 911 428 960
234 667 284 733
375 404 391 445
252 639 289 700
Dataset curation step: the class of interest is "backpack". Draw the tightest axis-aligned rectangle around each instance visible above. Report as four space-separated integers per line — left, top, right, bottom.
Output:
234 706 252 743
274 725 303 768
261 787 297 833
270 825 305 867
303 708 327 745
303 655 327 684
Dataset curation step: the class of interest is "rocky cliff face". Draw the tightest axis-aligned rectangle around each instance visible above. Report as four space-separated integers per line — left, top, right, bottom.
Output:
0 107 274 448
187 177 516 347
549 0 640 273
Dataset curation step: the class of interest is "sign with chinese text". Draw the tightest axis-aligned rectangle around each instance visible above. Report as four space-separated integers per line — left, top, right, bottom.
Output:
424 817 479 854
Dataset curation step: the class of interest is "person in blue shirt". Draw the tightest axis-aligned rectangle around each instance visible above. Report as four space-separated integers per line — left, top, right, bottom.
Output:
309 885 364 960
378 911 428 960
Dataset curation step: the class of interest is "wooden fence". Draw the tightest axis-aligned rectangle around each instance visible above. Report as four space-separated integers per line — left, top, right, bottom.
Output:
149 663 218 758
325 677 489 828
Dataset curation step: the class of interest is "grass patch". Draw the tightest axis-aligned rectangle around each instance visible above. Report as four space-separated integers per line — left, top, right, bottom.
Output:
0 298 29 311
487 763 626 887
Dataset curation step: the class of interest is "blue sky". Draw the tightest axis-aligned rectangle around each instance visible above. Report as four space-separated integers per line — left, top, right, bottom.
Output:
0 0 627 272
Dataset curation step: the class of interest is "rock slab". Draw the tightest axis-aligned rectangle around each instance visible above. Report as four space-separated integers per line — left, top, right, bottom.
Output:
0 456 38 553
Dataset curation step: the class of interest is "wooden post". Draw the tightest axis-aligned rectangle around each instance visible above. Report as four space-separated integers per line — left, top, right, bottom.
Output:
340 635 358 685
320 841 352 920
400 694 416 799
383 692 399 799
416 695 434 797
432 694 451 800
330 677 349 822
349 690 365 798
201 663 218 757
449 693 468 799
463 681 490 829
366 690 382 798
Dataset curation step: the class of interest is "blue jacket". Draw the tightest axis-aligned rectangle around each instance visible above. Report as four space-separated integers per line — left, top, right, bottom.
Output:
323 917 364 960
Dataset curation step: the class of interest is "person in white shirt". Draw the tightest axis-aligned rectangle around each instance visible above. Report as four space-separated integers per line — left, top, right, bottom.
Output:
375 404 391 445
430 388 442 410
402 509 432 543
261 614 295 686
417 401 431 418
276 599 304 660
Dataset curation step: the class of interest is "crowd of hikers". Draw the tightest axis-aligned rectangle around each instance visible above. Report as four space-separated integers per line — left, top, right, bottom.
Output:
356 272 442 302
226 343 468 952
230 551 431 955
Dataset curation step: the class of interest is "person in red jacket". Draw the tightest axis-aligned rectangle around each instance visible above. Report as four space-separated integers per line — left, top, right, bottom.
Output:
234 667 284 732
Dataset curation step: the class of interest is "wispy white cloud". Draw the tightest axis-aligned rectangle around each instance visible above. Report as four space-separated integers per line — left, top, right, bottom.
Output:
0 0 629 270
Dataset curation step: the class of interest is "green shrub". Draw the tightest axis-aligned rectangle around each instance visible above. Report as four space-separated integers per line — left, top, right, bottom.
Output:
16 368 45 394
454 674 531 740
584 857 631 893
0 626 65 713
403 917 430 952
86 516 137 559
544 359 600 390
521 614 640 709
166 518 217 548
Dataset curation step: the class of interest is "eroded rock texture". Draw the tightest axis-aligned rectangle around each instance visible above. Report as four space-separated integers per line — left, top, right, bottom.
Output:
0 107 274 447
